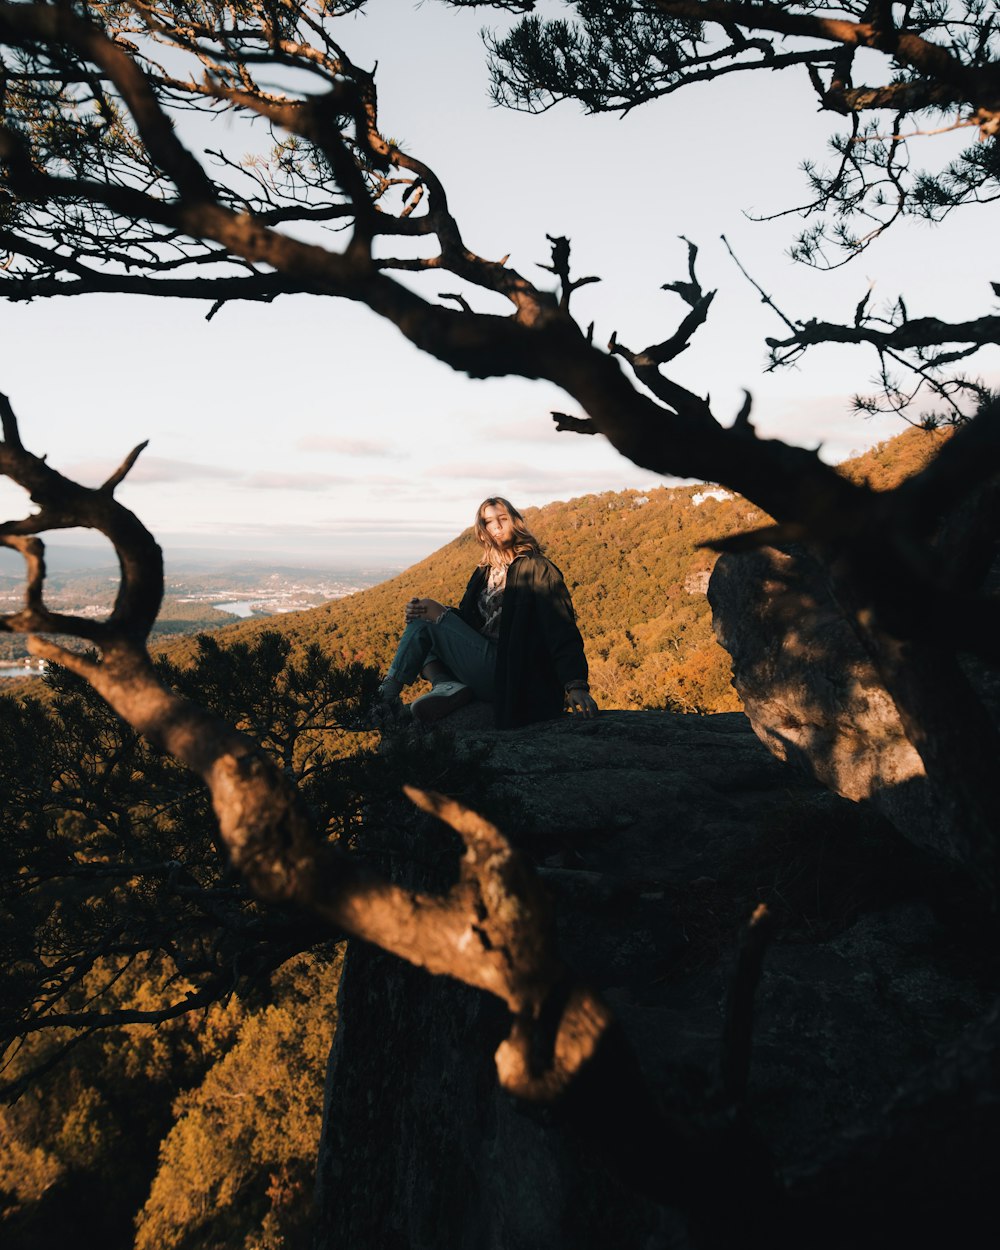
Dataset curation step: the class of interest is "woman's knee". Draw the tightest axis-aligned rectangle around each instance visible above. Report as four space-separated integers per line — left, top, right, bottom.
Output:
401 619 432 642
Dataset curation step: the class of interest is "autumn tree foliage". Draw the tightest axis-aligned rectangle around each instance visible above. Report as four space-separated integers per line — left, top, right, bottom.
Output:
133 952 341 1250
0 635 361 1243
0 633 374 1086
0 627 494 1245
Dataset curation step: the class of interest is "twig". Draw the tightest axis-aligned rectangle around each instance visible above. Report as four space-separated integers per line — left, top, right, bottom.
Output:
538 235 600 312
0 392 24 448
721 233 799 333
101 441 150 492
733 389 755 435
850 114 976 143
440 292 473 313
552 411 597 435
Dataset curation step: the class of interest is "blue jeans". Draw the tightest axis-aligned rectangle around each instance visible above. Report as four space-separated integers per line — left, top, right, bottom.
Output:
386 610 497 701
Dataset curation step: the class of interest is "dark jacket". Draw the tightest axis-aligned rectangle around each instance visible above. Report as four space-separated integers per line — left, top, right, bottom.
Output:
457 553 588 729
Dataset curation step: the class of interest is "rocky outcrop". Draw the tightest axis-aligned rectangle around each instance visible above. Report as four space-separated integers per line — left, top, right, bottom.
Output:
313 711 998 1249
707 545 968 864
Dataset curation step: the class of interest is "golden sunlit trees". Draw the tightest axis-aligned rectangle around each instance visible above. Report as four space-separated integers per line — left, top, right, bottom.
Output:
0 632 376 1100
135 953 341 1250
0 633 369 1243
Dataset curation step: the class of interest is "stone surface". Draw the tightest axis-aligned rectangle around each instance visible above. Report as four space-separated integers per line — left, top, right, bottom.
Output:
708 545 961 862
313 710 998 1249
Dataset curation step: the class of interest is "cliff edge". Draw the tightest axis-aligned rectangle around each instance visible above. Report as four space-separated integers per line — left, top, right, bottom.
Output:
313 711 997 1249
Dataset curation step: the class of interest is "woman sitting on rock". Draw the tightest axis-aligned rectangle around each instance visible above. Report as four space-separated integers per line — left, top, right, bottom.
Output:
374 497 597 728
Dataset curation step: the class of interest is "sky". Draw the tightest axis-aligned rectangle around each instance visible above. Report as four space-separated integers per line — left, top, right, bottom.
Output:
1 0 997 568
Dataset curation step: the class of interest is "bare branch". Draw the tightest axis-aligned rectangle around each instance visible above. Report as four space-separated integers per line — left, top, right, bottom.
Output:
0 404 162 640
661 236 703 309
1 980 225 1044
721 233 799 335
552 411 597 435
0 390 23 447
440 291 473 314
101 440 149 493
767 312 1000 357
538 234 600 312
602 240 722 417
732 389 755 436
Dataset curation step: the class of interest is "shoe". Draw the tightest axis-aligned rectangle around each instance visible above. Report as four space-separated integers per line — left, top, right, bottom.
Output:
410 681 474 725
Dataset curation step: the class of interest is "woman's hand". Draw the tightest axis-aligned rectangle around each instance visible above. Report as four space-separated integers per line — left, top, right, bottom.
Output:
405 597 447 624
566 686 598 719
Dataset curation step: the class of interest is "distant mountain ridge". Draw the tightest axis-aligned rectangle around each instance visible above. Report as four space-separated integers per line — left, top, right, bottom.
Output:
161 426 950 714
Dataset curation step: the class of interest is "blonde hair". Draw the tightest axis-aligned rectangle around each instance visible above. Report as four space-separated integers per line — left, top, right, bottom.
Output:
474 497 542 570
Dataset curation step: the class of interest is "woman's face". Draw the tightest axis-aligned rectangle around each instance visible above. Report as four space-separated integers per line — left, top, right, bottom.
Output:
481 503 515 548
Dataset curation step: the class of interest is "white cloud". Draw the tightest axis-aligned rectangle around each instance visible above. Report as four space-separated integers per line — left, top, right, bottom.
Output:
507 468 670 499
358 474 411 488
65 455 242 486
189 516 461 538
297 434 403 457
244 470 353 491
426 461 563 481
480 415 566 443
66 459 359 493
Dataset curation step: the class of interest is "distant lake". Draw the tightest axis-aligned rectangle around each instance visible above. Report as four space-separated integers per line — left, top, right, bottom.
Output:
214 601 257 618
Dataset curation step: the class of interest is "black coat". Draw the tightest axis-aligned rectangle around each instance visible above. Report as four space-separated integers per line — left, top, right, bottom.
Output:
457 554 588 729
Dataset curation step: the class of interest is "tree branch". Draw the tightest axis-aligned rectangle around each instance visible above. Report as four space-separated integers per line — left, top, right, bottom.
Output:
767 313 1000 356
654 1 1000 129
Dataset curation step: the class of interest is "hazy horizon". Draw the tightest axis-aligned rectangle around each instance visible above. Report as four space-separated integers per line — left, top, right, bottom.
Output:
0 536 405 578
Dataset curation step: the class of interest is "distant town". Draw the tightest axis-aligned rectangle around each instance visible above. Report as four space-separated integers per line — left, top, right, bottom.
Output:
0 562 395 675
170 571 381 619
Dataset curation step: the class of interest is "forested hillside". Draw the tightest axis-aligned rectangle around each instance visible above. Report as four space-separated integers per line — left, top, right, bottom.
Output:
194 426 949 715
0 638 492 1249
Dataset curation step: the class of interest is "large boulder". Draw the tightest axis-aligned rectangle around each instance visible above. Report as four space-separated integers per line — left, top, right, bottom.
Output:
707 545 964 863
